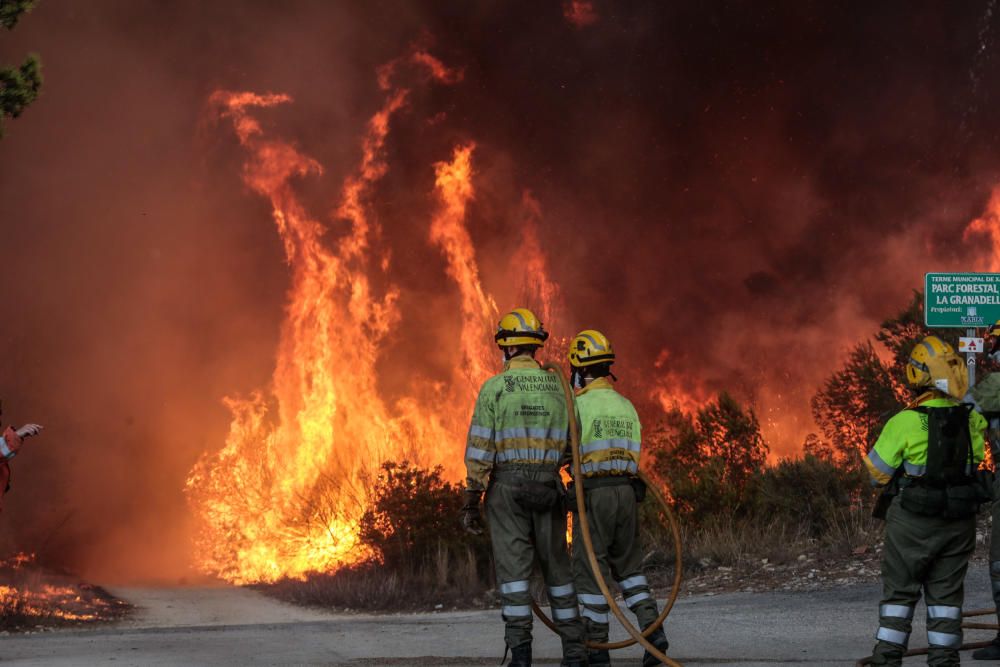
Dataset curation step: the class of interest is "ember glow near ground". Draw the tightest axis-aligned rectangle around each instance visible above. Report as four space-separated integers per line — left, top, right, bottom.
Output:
1 566 996 666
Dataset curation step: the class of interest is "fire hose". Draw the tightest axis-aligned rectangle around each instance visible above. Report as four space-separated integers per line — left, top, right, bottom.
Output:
854 608 999 665
529 363 683 667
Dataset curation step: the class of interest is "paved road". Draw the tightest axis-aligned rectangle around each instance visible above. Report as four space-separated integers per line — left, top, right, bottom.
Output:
2 566 998 666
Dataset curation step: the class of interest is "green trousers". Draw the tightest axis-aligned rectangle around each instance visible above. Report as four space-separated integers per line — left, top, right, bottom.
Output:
485 471 586 661
870 496 975 666
989 473 1000 622
571 483 662 645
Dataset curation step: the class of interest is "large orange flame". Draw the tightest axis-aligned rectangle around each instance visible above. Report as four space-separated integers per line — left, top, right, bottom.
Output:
185 54 512 584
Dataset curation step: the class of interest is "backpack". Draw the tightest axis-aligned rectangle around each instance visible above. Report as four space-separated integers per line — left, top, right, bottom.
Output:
899 404 978 519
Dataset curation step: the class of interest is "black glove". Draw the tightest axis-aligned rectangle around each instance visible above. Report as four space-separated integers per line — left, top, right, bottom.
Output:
460 489 484 535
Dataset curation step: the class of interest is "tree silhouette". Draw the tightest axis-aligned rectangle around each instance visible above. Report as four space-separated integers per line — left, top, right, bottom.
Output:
1 0 42 139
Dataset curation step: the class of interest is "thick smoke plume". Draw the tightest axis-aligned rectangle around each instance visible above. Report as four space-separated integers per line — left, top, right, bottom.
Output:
2 1 1000 581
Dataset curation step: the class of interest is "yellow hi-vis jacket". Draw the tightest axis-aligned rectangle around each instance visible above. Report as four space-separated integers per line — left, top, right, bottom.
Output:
575 377 641 477
464 355 570 491
863 392 986 487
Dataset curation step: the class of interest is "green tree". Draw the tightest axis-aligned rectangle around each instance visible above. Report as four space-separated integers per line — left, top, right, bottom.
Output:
647 393 768 524
809 341 904 465
1 0 42 138
358 461 487 572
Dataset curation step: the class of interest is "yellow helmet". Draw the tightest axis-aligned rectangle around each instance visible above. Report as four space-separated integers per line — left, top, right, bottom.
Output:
494 308 549 348
568 329 615 368
906 335 968 399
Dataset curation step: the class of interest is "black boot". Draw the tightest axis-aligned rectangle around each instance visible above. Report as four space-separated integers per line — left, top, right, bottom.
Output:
509 643 531 667
642 629 670 667
973 633 1000 660
588 648 611 664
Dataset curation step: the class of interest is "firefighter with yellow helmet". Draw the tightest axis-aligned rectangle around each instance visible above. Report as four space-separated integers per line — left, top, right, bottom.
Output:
460 308 587 667
566 329 668 667
864 335 986 666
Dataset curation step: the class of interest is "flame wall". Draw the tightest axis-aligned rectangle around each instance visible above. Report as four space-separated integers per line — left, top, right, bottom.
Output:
2 1 1000 581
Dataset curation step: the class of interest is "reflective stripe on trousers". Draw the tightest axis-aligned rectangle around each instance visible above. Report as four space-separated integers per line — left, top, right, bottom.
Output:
926 605 961 620
502 605 532 618
618 575 648 590
876 626 910 647
578 593 606 606
500 580 530 595
548 583 575 598
880 604 914 619
927 630 962 648
581 607 609 624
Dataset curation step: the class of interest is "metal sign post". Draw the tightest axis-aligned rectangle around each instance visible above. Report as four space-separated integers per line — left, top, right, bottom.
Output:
967 328 978 390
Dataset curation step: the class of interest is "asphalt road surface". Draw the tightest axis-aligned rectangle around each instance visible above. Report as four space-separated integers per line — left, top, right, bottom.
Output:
3 565 999 666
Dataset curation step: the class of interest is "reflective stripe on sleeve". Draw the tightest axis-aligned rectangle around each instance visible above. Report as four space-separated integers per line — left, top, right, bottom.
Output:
927 631 962 648
580 438 641 455
880 604 914 619
866 448 896 477
582 459 638 475
548 583 575 598
502 605 532 617
578 593 607 606
465 446 494 462
927 605 961 620
468 425 494 440
876 627 910 647
552 605 579 620
581 607 609 624
617 575 649 590
625 591 651 607
500 580 530 595
496 427 569 442
903 461 926 476
0 437 13 460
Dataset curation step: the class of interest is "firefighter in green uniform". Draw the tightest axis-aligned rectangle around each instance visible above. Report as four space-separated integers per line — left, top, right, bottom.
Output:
566 330 669 667
864 335 986 666
459 308 587 667
969 321 1000 661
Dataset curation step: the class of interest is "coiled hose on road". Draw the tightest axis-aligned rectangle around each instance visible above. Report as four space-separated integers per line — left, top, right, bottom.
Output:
530 364 683 667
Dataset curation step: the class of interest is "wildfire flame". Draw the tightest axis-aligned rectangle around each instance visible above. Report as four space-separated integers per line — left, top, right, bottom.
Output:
185 52 531 584
0 553 126 625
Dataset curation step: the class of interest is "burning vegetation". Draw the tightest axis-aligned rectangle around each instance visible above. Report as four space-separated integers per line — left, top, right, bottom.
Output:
0 553 129 631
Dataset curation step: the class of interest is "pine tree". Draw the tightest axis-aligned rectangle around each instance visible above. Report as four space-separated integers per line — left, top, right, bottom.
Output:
0 0 42 139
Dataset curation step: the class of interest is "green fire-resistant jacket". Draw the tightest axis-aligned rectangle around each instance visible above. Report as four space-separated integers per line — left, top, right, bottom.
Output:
464 355 570 491
575 377 641 477
863 392 986 487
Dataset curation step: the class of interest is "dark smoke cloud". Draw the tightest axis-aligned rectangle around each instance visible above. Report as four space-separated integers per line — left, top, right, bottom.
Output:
1 0 999 580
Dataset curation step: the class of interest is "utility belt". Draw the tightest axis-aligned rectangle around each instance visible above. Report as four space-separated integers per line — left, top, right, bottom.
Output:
565 475 646 513
492 468 561 513
896 477 985 520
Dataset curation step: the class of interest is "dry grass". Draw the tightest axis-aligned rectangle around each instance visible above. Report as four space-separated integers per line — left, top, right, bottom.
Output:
258 544 493 612
0 553 130 631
